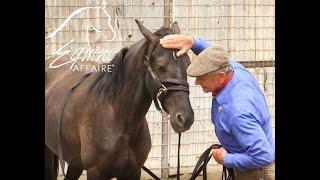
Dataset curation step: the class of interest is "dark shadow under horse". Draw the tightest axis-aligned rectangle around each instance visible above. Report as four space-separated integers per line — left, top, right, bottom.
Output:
45 20 194 180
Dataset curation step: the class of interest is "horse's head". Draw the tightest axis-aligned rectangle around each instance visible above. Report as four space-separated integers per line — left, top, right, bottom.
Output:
136 20 194 133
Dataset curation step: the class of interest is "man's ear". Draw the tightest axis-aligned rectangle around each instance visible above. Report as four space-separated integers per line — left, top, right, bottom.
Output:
217 71 227 84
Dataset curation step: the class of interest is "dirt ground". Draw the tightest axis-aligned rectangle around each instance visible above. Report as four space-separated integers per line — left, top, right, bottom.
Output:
58 173 221 180
57 165 223 180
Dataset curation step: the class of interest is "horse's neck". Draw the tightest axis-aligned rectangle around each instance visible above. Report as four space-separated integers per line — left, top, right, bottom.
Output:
116 42 153 134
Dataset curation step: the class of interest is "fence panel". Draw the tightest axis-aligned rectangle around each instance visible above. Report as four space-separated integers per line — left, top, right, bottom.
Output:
45 0 275 179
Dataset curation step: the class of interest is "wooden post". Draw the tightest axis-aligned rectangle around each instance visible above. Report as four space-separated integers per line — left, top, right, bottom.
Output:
227 0 232 52
161 1 172 178
163 0 172 28
161 110 169 178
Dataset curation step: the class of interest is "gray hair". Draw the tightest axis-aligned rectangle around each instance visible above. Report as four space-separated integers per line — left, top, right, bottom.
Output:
208 65 233 76
222 65 233 75
209 64 233 76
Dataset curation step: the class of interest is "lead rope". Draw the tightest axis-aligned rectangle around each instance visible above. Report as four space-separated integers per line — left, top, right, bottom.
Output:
142 41 183 180
189 144 235 180
142 110 182 180
177 132 181 180
222 165 235 180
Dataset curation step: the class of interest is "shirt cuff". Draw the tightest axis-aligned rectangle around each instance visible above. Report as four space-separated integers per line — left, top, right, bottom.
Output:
223 153 234 168
191 37 202 55
191 36 211 55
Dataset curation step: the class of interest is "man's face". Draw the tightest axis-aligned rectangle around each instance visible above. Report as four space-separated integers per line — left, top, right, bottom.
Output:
195 71 225 93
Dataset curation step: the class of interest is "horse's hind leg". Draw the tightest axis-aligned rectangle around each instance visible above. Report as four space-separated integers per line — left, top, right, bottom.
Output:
65 166 83 180
45 145 58 180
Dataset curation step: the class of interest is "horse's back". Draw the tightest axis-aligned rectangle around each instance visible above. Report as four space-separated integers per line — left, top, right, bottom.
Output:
45 56 97 92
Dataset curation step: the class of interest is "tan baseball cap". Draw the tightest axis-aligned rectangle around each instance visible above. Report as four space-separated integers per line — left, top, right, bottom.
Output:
187 46 231 77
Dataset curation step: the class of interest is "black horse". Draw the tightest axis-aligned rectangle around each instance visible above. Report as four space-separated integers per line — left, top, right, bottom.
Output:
45 20 194 180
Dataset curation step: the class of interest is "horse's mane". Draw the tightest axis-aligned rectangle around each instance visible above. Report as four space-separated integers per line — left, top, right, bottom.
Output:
88 26 173 101
89 47 129 100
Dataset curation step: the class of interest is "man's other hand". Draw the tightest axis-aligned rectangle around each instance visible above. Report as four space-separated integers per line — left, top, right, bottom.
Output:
211 146 227 165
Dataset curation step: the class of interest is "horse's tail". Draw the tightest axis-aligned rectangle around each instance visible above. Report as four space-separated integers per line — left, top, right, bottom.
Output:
45 144 59 180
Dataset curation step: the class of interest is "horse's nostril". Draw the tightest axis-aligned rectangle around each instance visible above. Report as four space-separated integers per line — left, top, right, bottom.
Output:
172 112 193 132
176 113 184 124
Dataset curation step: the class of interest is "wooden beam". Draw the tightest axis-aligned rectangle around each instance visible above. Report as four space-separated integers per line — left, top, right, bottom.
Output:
163 0 172 28
238 60 275 68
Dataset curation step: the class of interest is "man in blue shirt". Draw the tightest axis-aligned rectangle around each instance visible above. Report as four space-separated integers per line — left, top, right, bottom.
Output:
160 35 275 180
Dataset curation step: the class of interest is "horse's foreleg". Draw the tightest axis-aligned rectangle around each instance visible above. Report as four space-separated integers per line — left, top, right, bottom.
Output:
64 166 83 180
117 168 141 180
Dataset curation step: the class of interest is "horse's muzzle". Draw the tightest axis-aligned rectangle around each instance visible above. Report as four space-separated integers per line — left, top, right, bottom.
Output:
170 111 194 133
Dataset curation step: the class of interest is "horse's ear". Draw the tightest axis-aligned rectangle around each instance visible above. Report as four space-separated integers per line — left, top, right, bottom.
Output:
171 21 180 34
135 19 158 45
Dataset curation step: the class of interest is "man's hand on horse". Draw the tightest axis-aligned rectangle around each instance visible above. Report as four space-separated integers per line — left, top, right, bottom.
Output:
211 146 227 165
159 34 194 57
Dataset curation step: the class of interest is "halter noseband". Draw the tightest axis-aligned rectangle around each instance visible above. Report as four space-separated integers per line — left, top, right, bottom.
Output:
144 38 189 112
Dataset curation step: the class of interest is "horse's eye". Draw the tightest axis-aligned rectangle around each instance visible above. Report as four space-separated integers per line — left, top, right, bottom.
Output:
155 56 169 67
159 66 166 72
155 64 166 72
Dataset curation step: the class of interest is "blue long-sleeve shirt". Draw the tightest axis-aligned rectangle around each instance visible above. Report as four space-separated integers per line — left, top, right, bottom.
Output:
191 37 275 172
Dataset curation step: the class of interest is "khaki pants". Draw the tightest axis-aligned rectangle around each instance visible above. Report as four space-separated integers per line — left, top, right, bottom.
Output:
234 162 275 180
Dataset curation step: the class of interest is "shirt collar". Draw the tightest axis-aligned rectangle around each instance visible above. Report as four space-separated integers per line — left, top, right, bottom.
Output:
212 70 234 97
